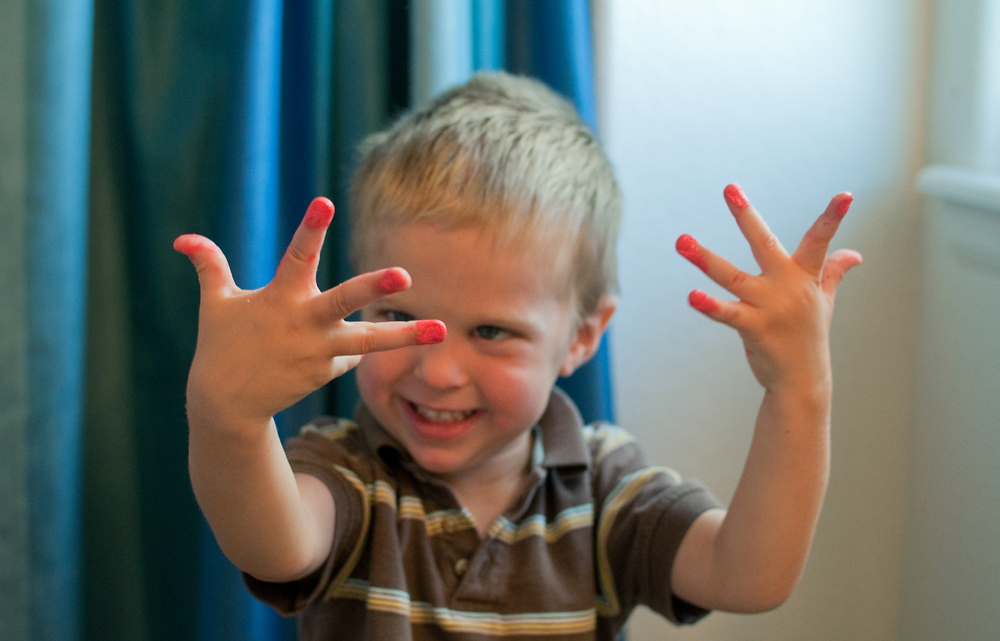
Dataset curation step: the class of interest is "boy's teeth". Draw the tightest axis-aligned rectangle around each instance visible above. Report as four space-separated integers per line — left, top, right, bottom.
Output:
414 404 475 423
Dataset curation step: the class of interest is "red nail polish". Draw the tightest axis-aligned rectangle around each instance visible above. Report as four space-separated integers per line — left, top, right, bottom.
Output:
676 234 709 273
688 290 718 314
836 193 853 217
723 184 749 210
173 234 214 257
377 268 409 294
303 198 334 228
416 320 446 345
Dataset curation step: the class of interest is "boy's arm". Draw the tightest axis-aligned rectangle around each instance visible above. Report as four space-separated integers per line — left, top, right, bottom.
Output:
176 197 445 582
669 185 862 613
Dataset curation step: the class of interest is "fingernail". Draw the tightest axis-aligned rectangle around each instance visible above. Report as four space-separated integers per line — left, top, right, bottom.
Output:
723 184 749 211
173 236 195 256
173 234 214 257
416 320 447 345
377 268 409 294
676 234 709 273
836 193 853 217
688 290 718 314
303 197 335 228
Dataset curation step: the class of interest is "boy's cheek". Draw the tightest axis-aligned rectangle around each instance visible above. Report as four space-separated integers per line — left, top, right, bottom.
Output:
354 356 388 401
484 369 551 425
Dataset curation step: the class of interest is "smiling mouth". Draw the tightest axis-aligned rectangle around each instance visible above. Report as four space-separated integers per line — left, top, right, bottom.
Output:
411 403 477 424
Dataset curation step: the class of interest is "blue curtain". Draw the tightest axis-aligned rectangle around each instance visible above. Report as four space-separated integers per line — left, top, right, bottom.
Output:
1 1 93 641
506 0 615 425
2 1 609 640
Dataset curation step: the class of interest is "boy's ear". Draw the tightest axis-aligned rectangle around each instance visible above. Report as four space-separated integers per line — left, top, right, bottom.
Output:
559 295 618 378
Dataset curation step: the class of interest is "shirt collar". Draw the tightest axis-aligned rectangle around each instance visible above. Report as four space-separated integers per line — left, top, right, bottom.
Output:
535 386 589 472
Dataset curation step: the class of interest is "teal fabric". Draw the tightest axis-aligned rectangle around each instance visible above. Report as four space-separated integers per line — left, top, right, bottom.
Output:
0 1 32 637
473 0 505 71
1 1 93 640
87 2 230 638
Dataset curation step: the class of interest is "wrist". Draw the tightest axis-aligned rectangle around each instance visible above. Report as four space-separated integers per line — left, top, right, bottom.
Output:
760 344 832 400
760 380 832 443
185 373 275 442
768 371 831 404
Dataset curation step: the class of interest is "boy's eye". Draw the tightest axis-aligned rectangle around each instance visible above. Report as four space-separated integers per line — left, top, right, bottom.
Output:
386 310 415 323
473 325 510 341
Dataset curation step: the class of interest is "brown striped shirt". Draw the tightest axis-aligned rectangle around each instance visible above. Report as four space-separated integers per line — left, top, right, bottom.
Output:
246 387 720 639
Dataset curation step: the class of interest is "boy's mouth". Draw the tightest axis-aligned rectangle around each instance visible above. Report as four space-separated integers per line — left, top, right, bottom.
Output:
411 402 477 424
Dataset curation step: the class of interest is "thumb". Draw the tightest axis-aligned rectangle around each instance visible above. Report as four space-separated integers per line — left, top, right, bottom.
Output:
174 234 238 296
820 248 863 297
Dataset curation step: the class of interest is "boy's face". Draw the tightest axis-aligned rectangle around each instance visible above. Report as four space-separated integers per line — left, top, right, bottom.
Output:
356 223 611 488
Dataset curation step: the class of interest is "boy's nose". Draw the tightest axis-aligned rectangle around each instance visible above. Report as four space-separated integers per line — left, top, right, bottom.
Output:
412 338 469 390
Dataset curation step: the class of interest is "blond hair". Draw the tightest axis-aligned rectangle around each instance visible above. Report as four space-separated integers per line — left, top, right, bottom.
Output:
349 72 621 317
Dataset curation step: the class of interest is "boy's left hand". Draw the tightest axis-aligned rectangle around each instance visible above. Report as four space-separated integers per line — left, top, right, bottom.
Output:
676 184 862 393
669 185 862 612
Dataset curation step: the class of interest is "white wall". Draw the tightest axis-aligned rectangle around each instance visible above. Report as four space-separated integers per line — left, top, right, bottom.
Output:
594 1 929 639
902 2 1000 638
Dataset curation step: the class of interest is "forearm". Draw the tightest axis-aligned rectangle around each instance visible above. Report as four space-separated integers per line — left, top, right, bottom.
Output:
711 382 832 610
187 391 333 582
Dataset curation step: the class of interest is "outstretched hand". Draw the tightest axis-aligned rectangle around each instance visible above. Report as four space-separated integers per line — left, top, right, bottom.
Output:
676 184 862 393
175 197 446 425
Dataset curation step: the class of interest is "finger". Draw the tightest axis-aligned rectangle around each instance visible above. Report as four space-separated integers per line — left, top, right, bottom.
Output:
173 234 238 296
312 267 412 323
687 289 749 330
723 184 789 272
676 234 762 302
791 192 854 276
273 197 335 288
330 319 447 356
820 248 863 297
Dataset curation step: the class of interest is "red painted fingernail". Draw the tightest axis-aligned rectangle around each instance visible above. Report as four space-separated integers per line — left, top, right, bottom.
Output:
173 234 215 257
723 184 749 211
688 289 718 314
836 193 853 217
376 268 409 294
676 234 709 273
416 320 447 345
303 197 335 228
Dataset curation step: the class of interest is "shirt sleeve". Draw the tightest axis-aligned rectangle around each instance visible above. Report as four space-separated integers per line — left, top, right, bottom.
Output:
588 424 722 628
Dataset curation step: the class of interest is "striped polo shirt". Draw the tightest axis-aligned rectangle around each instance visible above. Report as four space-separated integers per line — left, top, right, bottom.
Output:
246 387 720 640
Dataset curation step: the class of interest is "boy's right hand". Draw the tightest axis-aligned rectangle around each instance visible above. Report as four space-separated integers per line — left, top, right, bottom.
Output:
174 197 446 429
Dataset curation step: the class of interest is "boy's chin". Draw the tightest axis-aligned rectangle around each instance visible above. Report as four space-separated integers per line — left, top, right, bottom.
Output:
410 450 473 481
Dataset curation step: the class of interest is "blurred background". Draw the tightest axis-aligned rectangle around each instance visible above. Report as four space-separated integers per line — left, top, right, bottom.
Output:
601 1 1000 640
3 1 998 640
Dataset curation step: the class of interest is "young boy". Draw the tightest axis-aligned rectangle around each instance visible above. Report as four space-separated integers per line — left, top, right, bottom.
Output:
174 72 861 639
